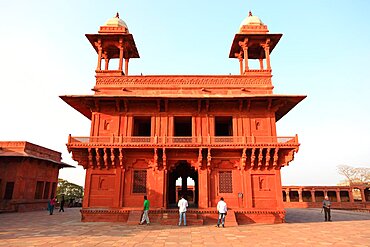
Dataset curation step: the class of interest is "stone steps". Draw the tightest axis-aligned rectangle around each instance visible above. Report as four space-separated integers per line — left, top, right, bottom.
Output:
127 210 143 225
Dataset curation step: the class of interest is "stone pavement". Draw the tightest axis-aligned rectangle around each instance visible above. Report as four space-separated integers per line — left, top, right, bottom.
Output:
0 208 370 247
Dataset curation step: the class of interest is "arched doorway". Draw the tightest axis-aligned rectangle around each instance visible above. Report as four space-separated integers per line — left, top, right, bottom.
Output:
167 161 198 208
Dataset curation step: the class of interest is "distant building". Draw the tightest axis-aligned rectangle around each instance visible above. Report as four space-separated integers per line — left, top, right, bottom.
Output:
0 141 73 212
62 11 305 224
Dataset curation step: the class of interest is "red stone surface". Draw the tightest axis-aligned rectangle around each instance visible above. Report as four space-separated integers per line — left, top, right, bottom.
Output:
0 141 72 212
61 12 306 224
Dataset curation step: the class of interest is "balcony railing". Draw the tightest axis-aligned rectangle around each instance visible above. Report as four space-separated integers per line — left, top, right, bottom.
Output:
68 135 298 148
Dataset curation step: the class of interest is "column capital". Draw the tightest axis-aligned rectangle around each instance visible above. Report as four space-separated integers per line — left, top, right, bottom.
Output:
238 38 249 49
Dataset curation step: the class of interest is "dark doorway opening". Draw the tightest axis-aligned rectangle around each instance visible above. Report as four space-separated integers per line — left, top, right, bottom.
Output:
167 161 198 208
174 117 192 136
215 116 233 136
133 117 151 136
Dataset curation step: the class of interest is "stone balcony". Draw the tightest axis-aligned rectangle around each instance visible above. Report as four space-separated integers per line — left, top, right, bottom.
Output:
67 135 298 149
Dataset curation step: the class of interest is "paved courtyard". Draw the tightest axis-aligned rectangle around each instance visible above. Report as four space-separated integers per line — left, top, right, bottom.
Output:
0 208 370 247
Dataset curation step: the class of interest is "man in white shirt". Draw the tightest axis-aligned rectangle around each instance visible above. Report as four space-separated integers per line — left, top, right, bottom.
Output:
178 195 188 226
216 197 227 227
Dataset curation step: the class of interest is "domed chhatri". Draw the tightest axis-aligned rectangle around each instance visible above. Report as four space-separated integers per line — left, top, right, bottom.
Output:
104 12 128 29
99 12 129 34
240 11 264 26
239 11 269 34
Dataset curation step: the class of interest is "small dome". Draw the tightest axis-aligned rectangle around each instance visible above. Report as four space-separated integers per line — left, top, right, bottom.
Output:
103 12 128 29
239 11 264 29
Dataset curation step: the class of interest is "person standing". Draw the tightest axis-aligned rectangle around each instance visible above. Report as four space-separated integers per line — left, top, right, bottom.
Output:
59 195 65 212
178 195 188 226
48 196 56 215
216 197 227 227
322 196 332 222
139 196 150 225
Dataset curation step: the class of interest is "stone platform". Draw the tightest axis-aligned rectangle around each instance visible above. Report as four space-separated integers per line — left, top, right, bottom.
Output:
80 208 279 225
1 208 370 246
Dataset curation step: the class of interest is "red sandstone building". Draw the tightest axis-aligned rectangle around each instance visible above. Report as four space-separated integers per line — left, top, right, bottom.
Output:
0 141 72 212
282 185 370 209
62 12 306 224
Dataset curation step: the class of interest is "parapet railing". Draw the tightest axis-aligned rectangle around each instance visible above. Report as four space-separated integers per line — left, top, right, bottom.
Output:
68 135 298 148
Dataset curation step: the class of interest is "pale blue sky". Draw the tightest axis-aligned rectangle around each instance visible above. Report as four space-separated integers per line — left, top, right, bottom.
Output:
1 1 369 186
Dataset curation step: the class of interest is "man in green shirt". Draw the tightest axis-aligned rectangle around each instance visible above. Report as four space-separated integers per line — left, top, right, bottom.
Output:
140 196 150 225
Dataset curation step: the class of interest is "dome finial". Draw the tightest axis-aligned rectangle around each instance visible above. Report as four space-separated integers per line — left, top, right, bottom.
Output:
249 10 253 17
116 12 120 18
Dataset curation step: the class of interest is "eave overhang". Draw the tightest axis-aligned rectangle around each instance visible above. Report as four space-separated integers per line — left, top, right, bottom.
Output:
60 94 306 122
229 33 282 59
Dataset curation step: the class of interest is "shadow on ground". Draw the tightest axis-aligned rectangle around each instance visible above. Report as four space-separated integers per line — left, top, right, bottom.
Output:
285 208 370 223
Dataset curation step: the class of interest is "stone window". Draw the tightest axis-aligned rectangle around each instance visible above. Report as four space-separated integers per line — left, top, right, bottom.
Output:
133 117 151 136
219 171 233 193
174 116 192 137
215 117 233 136
4 182 14 200
133 170 147 193
43 182 50 199
35 181 44 199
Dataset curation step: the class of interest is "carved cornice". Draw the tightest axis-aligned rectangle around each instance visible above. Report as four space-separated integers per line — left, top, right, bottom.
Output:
95 75 272 87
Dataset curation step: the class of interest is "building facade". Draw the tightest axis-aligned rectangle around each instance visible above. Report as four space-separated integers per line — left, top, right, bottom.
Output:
62 12 306 224
0 141 72 212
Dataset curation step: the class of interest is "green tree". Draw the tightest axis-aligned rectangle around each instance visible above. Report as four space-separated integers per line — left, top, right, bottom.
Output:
56 179 84 203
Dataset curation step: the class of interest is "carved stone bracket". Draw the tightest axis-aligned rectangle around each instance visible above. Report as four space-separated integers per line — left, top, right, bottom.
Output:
241 148 247 170
198 148 203 170
207 148 212 170
162 148 167 170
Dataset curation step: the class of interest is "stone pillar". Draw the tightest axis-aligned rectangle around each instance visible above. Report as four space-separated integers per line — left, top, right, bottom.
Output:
119 168 125 207
96 41 102 71
336 190 341 203
198 169 208 208
114 167 122 207
239 39 248 73
104 58 109 70
259 59 264 70
349 189 354 203
311 190 316 202
163 169 167 208
119 44 124 71
181 175 187 198
125 59 129 76
83 168 92 207
298 188 303 202
239 56 244 75
361 188 366 202
245 169 253 208
285 189 290 203
263 41 271 70
243 46 249 72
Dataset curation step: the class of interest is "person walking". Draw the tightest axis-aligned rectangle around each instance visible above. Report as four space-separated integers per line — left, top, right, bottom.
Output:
59 195 65 212
216 197 227 227
48 196 56 215
178 195 188 226
322 196 332 221
139 195 150 225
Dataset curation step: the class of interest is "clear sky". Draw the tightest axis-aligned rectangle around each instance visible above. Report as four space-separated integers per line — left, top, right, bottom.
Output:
1 0 369 187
